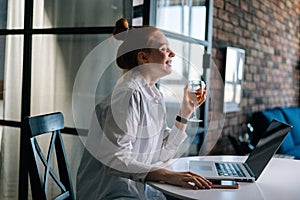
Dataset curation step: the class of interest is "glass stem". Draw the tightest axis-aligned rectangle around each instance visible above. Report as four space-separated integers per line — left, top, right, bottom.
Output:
193 103 197 119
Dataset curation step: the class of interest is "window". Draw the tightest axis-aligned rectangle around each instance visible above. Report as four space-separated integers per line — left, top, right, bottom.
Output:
223 47 245 113
0 0 135 199
153 0 213 155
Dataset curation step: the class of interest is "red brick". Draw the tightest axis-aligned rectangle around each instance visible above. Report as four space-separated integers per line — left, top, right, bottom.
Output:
214 0 224 9
223 21 234 30
225 2 235 14
218 9 230 22
241 1 249 11
252 0 260 9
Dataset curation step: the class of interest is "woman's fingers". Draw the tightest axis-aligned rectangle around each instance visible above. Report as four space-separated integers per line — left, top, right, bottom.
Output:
188 172 212 188
179 172 212 190
184 84 189 92
181 181 199 190
164 171 212 190
188 176 211 189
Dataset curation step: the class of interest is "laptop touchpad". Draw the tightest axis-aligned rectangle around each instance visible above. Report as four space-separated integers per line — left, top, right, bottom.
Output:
189 161 216 176
197 166 212 171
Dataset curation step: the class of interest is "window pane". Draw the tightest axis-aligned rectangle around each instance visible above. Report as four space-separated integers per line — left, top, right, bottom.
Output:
190 1 206 40
0 0 8 29
133 0 143 6
33 0 131 28
31 34 122 129
0 127 20 200
0 0 24 29
224 84 234 102
0 35 23 121
235 84 241 104
132 17 143 26
156 0 207 40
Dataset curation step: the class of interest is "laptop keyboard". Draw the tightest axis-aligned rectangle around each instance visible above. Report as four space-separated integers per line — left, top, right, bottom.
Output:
215 162 246 177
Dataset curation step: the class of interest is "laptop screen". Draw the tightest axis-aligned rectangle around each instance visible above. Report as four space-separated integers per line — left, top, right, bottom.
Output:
245 120 292 180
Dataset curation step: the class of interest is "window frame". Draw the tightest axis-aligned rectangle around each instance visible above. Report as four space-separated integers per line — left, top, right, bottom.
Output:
0 0 213 198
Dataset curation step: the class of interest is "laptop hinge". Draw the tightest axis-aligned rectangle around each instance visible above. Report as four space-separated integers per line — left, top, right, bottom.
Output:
243 163 255 178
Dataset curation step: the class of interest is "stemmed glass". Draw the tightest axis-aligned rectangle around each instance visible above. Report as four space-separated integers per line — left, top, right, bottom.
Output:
188 80 206 122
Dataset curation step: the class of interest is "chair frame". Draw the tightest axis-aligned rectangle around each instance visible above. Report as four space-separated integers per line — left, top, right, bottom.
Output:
24 112 74 200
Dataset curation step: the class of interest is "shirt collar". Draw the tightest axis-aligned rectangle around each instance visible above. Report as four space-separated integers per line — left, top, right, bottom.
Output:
128 69 162 101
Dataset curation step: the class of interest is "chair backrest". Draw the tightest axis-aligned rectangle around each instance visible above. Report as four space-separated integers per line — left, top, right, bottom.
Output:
24 112 74 200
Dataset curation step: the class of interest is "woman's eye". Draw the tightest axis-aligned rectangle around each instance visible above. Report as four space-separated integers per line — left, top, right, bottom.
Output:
160 47 168 51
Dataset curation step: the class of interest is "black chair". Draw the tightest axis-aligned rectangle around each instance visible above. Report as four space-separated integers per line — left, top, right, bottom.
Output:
24 112 74 200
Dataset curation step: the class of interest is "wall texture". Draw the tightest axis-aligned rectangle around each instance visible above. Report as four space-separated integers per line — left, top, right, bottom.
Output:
208 0 300 154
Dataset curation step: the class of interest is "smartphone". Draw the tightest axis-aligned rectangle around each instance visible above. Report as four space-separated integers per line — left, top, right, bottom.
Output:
210 180 239 189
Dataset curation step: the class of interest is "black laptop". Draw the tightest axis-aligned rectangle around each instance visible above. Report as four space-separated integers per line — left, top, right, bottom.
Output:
189 119 292 182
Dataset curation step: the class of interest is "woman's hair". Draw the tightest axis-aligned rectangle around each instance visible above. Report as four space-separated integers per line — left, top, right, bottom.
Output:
113 18 160 70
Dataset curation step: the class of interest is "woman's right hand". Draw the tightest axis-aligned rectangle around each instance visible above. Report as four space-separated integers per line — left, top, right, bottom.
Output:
162 170 212 190
146 168 212 190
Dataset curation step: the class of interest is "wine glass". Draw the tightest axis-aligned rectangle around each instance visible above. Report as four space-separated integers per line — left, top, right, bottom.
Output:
188 80 206 122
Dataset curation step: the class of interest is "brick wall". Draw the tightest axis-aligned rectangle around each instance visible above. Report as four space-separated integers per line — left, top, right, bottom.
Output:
207 0 300 154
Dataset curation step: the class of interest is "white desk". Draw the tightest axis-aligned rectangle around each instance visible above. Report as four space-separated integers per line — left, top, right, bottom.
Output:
148 156 300 200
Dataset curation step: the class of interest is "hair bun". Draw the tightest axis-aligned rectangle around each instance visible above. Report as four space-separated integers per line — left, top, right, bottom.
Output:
113 18 129 41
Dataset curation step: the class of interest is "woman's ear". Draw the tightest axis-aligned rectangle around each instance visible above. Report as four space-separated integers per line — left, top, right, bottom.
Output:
137 51 149 64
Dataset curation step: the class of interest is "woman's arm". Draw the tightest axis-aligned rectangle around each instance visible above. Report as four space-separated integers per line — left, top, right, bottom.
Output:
159 85 207 162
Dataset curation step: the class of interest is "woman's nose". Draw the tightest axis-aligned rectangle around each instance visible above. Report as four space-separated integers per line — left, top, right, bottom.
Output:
169 49 175 57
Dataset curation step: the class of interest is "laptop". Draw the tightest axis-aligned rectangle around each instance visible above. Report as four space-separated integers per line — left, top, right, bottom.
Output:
189 119 292 182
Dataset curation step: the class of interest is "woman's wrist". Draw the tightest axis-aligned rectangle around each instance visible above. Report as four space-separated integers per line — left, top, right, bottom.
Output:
178 110 192 120
175 112 190 131
176 115 188 124
145 167 169 182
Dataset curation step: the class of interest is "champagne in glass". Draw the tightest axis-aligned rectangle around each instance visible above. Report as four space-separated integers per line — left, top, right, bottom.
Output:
188 80 206 122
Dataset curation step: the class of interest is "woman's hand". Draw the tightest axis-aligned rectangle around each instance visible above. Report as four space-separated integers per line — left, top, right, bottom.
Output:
146 168 212 190
163 170 212 190
179 84 207 119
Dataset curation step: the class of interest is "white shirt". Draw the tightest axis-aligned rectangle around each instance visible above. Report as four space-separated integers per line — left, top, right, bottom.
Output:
76 69 187 199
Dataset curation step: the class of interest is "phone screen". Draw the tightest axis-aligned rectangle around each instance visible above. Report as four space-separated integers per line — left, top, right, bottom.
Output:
211 180 239 189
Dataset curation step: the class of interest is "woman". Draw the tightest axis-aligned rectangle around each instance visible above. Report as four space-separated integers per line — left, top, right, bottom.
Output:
76 18 211 200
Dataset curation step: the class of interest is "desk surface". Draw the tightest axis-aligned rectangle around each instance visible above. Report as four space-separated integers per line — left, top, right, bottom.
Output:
148 156 300 200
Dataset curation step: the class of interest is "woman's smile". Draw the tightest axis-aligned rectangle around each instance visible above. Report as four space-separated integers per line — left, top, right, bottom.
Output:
166 59 172 68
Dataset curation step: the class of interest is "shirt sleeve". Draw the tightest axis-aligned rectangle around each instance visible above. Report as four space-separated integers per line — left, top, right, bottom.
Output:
159 125 188 162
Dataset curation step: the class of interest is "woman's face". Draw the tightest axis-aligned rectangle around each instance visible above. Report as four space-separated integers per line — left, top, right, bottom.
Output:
139 31 175 79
